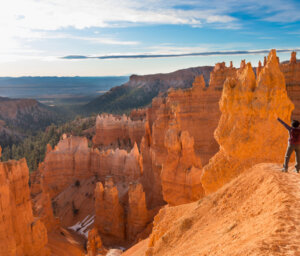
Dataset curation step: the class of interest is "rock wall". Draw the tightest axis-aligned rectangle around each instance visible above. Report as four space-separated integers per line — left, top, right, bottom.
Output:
140 69 235 207
0 158 49 256
209 61 237 90
161 128 204 206
280 52 300 120
92 114 145 149
201 49 294 194
94 178 125 245
39 136 100 198
127 183 153 242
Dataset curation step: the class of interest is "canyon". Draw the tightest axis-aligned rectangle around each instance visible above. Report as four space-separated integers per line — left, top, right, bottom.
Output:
1 50 300 255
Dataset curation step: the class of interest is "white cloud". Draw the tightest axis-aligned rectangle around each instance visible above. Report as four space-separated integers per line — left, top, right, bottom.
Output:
0 0 299 61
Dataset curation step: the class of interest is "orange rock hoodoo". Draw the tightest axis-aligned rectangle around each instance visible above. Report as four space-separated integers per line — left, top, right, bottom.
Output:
141 64 236 207
92 114 145 149
202 49 294 194
94 179 125 245
0 158 49 256
127 183 153 243
280 51 300 120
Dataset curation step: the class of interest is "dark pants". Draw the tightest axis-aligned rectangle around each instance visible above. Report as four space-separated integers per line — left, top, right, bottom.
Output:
283 143 300 170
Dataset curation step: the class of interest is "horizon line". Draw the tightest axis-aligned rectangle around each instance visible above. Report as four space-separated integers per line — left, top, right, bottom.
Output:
61 48 300 60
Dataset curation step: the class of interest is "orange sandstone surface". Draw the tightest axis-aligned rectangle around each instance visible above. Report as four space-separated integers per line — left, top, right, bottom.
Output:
201 49 293 194
93 114 145 149
123 163 300 256
0 158 49 256
281 51 300 120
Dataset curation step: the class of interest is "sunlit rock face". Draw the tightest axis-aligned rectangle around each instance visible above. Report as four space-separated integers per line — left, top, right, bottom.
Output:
201 49 294 194
94 179 125 245
209 61 237 90
161 126 204 206
127 183 153 243
92 114 145 149
141 71 235 208
38 136 100 198
0 158 49 256
125 163 300 256
280 51 300 120
87 228 106 256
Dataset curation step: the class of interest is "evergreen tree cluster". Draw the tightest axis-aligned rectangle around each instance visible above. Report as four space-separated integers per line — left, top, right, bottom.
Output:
1 116 96 172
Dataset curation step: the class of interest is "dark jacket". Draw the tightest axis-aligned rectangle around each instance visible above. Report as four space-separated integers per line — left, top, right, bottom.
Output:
278 118 300 145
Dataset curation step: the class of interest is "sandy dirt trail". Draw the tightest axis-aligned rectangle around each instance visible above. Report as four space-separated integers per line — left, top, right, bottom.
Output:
123 163 300 256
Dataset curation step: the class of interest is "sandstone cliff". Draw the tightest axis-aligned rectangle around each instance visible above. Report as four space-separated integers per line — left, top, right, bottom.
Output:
202 49 293 194
280 51 300 120
140 69 233 207
93 114 145 149
127 183 154 243
0 158 49 256
94 179 125 245
84 66 213 114
123 163 300 256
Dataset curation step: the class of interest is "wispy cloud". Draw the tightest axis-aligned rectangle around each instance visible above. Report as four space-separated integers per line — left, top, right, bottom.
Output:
61 48 300 60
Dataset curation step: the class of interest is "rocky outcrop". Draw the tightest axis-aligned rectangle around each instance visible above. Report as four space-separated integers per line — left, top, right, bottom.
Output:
201 49 294 194
94 178 125 245
124 163 300 256
161 128 203 206
93 114 145 149
140 72 225 208
87 228 106 256
130 108 147 121
38 136 100 198
209 61 237 90
0 158 49 256
84 66 214 114
99 143 143 187
280 51 300 120
127 183 152 242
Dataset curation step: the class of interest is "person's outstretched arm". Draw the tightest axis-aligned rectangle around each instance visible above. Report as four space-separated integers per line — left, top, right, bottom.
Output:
277 117 292 131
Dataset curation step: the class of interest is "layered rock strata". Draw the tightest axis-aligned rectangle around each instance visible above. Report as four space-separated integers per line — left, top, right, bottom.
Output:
280 51 300 120
161 128 204 205
0 158 49 256
127 183 153 242
141 69 236 207
92 114 145 149
201 49 294 194
124 163 300 256
94 178 125 245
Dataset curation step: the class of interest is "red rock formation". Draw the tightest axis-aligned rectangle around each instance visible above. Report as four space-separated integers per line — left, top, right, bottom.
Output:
0 158 49 256
130 108 147 121
161 127 204 206
92 114 145 149
127 183 152 242
124 163 300 256
99 143 143 186
87 228 106 256
32 189 58 232
257 60 262 76
94 178 125 245
280 52 300 120
37 136 101 198
141 72 226 208
209 61 237 90
201 49 294 194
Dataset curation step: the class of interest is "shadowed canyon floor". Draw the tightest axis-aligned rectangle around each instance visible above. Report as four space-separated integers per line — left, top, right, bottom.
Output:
123 163 300 256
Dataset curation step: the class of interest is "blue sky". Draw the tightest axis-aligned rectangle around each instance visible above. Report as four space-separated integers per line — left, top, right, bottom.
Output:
1 0 300 76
